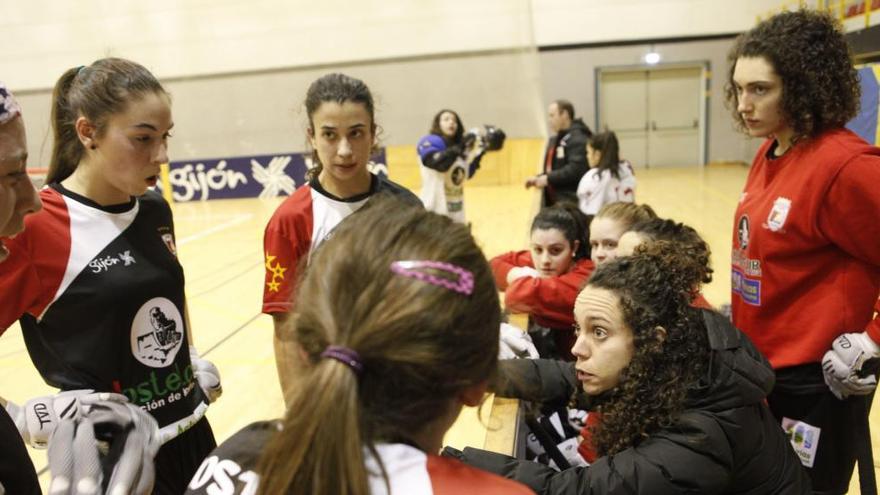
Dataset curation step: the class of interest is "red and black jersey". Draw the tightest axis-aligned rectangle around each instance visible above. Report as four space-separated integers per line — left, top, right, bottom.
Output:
731 129 880 369
490 250 594 329
0 184 207 439
262 173 420 314
185 420 532 495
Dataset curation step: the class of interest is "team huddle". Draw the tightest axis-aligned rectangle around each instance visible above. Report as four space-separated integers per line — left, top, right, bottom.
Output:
1 9 879 495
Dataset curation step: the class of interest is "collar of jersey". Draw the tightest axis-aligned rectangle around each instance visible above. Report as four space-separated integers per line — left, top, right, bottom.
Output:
50 183 137 214
309 173 379 203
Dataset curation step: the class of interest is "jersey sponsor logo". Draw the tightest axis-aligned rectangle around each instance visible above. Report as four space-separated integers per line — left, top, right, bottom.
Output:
732 269 761 306
782 417 821 468
765 196 791 232
188 455 260 495
130 297 184 367
737 214 750 250
732 250 762 277
89 250 137 273
264 253 288 293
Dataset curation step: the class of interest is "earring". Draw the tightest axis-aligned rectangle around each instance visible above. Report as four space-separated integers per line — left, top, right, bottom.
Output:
90 144 97 150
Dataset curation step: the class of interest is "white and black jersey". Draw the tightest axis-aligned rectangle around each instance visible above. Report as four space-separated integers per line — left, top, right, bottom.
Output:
0 184 208 441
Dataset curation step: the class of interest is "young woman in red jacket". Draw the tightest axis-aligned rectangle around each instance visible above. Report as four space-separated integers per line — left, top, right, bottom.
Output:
491 204 592 360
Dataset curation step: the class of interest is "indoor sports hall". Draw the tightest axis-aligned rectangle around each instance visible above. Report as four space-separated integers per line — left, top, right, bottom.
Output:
2 1 880 493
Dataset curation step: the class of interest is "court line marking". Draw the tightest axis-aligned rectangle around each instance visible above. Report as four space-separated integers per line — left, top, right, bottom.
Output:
188 261 263 299
177 214 254 246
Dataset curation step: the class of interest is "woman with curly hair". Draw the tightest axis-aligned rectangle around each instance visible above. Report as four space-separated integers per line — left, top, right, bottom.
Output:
616 217 713 308
727 10 880 492
445 241 811 494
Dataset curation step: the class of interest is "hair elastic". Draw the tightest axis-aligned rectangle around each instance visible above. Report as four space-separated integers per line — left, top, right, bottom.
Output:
390 260 474 296
321 345 363 374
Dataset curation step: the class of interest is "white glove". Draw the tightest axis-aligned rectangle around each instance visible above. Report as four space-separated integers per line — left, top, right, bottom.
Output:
190 346 222 403
506 266 540 285
48 399 160 495
4 390 128 449
821 332 880 400
499 323 540 360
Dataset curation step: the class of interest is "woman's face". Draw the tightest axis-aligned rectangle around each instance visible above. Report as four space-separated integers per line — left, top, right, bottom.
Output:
587 143 601 168
590 216 628 265
309 101 374 189
529 227 576 278
85 91 172 203
732 56 790 142
0 117 41 262
572 285 635 395
615 231 647 258
439 111 459 139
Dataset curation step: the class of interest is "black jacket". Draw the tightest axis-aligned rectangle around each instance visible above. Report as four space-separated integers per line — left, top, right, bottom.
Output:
544 118 591 206
451 310 811 494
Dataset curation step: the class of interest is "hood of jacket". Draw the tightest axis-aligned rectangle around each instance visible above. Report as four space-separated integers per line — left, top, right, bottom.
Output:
686 309 775 412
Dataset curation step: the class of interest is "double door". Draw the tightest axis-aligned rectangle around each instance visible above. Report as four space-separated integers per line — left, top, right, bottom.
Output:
598 65 706 167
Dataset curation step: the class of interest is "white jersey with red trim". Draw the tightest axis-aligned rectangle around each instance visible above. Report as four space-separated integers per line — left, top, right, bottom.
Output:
262 174 420 314
185 421 532 495
0 184 208 439
576 160 636 216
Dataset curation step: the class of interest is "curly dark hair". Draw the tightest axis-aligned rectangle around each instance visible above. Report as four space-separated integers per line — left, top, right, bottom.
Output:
725 10 860 140
627 218 713 284
585 240 710 456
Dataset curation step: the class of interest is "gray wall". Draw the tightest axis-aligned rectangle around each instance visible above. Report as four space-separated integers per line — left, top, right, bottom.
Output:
18 49 547 168
538 37 762 164
18 38 765 171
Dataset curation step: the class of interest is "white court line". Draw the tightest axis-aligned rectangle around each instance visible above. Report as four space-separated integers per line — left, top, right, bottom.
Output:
177 214 254 246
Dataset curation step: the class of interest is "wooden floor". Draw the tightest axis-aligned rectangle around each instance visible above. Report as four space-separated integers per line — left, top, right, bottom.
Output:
2 164 878 493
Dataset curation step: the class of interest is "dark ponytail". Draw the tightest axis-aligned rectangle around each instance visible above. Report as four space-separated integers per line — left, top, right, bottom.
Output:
48 58 166 184
588 131 621 180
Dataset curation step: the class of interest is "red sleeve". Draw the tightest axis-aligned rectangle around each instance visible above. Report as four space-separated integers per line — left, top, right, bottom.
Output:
426 455 533 495
489 251 533 291
0 237 45 332
0 190 69 332
262 193 313 315
504 258 594 326
817 154 880 343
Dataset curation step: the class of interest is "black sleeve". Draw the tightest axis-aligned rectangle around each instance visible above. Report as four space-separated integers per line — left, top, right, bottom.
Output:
449 411 735 495
546 132 588 189
0 408 41 495
493 359 578 409
467 151 485 179
422 145 464 172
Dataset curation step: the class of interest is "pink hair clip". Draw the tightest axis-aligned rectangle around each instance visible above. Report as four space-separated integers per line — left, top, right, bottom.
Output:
390 260 474 296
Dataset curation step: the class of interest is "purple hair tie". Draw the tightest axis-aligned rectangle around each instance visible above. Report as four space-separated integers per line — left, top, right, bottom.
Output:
390 260 474 296
321 345 363 374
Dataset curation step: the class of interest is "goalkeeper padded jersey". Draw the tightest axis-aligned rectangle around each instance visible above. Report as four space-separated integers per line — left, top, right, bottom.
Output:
185 420 532 495
731 128 880 369
262 173 420 314
0 184 208 440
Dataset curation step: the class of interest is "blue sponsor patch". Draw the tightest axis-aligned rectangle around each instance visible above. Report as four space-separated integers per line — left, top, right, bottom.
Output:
732 269 761 306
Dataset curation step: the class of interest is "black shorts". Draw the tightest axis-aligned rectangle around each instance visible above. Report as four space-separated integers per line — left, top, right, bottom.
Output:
769 364 874 495
152 417 217 494
0 407 40 495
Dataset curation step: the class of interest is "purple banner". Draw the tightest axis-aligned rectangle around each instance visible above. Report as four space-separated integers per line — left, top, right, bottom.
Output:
166 149 388 202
